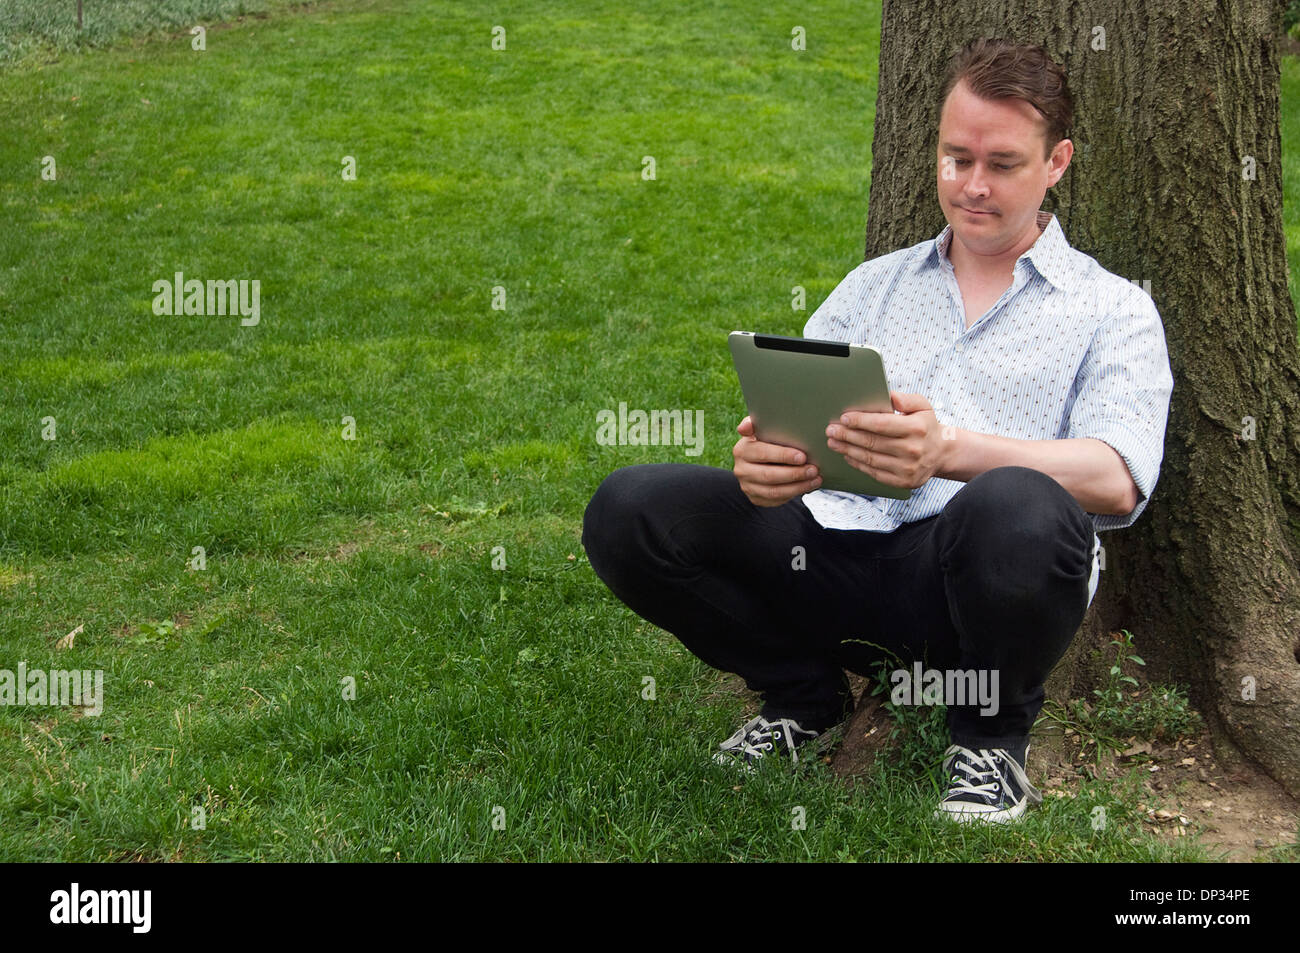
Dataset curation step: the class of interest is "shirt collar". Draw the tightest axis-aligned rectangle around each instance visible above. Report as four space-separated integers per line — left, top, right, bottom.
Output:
915 209 1075 294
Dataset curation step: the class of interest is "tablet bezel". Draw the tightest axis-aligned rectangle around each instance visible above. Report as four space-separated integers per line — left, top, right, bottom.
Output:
729 331 912 501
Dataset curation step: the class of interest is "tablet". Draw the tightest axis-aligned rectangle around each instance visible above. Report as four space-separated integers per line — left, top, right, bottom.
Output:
729 331 911 500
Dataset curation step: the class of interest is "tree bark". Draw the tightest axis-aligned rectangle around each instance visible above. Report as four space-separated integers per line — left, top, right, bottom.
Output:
862 0 1300 795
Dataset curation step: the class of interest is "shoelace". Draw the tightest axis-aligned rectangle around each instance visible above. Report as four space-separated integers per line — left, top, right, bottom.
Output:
719 717 795 760
745 727 775 756
945 748 1006 801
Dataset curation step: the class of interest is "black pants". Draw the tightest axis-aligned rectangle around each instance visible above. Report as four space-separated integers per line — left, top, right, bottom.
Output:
581 464 1096 751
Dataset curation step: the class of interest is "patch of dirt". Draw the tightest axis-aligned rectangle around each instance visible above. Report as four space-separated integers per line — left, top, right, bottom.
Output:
1028 720 1298 861
829 683 896 783
287 520 382 563
327 542 360 561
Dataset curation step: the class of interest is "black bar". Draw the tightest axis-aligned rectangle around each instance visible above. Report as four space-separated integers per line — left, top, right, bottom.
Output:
751 333 849 357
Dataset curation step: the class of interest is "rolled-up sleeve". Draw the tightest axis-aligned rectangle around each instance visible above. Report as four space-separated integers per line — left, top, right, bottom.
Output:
1065 284 1174 530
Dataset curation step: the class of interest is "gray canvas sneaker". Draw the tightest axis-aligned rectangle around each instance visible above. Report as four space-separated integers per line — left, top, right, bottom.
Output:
712 715 824 772
933 744 1043 823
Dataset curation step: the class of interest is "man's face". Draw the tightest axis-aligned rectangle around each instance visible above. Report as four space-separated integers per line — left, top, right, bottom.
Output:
936 79 1072 260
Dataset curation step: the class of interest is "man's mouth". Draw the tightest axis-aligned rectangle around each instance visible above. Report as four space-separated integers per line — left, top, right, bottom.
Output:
961 206 994 215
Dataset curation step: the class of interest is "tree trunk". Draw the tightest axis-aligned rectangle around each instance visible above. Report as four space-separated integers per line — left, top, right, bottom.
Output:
862 0 1300 795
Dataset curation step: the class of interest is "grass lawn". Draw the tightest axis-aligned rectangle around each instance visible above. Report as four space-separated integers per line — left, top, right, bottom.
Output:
0 0 1289 861
1283 47 1300 304
0 0 323 67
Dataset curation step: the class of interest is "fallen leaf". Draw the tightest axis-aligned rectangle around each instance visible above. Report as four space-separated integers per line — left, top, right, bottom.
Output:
55 623 84 650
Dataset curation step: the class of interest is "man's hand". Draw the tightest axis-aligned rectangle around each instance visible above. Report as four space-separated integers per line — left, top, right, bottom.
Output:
733 415 822 506
826 390 951 489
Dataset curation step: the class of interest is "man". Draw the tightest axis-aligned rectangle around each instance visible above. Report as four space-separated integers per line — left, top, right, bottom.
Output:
581 38 1173 824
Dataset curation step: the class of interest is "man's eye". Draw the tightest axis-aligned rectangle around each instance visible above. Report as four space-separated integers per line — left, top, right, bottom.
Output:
948 159 1015 171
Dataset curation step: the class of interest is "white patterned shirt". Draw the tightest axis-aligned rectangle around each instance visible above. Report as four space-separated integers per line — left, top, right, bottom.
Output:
800 209 1174 582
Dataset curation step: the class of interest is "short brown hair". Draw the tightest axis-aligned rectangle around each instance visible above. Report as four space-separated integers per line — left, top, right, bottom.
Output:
938 38 1073 160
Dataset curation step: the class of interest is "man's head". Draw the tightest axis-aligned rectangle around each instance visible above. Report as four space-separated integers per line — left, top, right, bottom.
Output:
935 38 1074 260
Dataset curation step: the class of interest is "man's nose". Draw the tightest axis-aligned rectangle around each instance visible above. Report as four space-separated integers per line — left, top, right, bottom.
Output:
964 165 990 197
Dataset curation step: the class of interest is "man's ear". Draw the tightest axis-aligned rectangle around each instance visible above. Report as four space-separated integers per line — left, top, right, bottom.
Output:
1047 138 1073 187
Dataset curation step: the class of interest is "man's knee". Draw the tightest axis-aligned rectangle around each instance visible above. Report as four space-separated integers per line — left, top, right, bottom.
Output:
949 467 1088 538
939 466 1093 593
582 463 730 567
583 466 648 554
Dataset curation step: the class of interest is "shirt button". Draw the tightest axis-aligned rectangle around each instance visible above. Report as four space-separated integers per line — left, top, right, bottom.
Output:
955 340 964 353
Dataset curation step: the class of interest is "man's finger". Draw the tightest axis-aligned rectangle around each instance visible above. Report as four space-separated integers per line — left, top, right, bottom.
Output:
837 410 911 437
739 460 820 486
827 427 908 459
832 438 910 478
741 440 807 466
842 450 905 486
747 474 823 504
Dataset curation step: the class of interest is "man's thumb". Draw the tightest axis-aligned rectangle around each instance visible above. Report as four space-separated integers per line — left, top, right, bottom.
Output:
890 390 931 413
